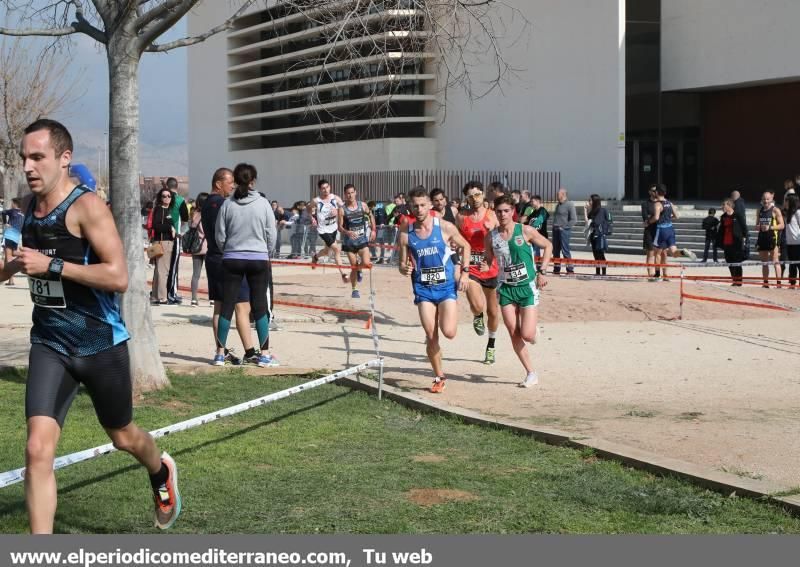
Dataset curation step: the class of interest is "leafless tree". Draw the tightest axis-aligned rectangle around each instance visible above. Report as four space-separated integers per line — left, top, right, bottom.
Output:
0 0 261 392
0 0 525 392
0 36 74 202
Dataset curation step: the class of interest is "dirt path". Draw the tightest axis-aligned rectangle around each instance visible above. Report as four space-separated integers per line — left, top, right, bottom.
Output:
1 252 798 487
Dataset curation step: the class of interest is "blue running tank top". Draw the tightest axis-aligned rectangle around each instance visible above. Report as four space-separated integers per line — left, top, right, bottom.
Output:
657 199 674 228
21 186 130 356
408 217 454 289
342 201 369 247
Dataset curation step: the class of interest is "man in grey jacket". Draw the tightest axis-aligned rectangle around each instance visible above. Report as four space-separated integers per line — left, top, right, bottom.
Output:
551 188 576 274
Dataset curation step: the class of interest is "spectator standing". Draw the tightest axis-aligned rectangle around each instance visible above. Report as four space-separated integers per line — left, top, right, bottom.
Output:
784 194 800 288
522 194 549 267
2 198 24 286
641 186 660 279
201 168 256 366
147 188 176 304
551 188 576 275
215 163 278 367
165 177 189 304
271 200 286 258
701 208 720 262
755 191 785 288
716 199 748 286
584 194 611 276
188 192 209 306
731 189 750 256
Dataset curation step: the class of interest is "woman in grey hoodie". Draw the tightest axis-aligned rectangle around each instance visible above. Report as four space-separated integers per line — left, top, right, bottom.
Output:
215 163 278 367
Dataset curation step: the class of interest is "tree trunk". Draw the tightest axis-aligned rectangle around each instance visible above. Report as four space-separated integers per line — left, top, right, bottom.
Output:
1 167 25 202
107 40 170 393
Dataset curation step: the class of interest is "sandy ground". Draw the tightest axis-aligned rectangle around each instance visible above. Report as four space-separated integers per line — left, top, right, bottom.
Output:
1 251 799 488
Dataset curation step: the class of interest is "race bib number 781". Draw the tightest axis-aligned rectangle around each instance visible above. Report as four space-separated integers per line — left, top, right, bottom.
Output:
29 277 66 309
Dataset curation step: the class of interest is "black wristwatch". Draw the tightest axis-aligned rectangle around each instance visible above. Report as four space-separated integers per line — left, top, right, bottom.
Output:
48 258 64 277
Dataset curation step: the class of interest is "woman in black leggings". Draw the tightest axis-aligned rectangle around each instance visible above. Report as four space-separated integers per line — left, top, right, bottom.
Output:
214 163 278 367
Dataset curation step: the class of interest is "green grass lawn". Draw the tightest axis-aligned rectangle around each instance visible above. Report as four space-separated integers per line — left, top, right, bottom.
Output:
0 367 798 534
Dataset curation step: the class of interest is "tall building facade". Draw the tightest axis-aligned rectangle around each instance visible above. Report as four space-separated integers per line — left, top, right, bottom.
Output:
188 0 799 205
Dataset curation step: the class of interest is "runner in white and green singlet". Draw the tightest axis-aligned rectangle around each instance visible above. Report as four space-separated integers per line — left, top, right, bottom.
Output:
483 195 553 388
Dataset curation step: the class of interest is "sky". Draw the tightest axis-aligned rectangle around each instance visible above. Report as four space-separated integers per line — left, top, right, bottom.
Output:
44 16 190 176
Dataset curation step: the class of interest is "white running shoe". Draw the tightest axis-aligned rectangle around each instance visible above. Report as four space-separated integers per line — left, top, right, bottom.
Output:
682 248 697 261
519 372 539 388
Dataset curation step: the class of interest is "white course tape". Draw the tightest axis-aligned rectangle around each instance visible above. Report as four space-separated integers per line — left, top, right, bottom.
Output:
0 359 383 489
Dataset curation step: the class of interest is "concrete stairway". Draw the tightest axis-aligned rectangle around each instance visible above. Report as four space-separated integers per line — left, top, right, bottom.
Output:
567 203 758 257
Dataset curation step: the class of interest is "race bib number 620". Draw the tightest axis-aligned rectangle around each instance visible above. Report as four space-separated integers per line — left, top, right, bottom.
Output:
29 277 66 308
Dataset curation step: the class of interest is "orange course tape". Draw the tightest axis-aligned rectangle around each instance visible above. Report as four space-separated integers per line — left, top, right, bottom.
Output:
158 281 373 329
680 291 792 312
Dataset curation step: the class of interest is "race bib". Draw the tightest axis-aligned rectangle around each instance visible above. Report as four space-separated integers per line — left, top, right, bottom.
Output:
323 215 337 226
352 225 366 238
420 266 446 285
470 252 484 266
29 276 66 308
504 263 528 284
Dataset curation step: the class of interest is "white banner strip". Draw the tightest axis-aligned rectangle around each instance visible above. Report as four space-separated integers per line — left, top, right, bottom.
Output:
0 359 382 489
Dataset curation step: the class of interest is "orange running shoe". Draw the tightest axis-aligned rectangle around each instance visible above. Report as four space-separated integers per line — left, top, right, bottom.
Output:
153 452 181 530
430 378 446 393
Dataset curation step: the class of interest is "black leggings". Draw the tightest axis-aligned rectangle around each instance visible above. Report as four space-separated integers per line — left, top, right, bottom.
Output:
592 249 607 275
787 244 800 286
724 246 744 285
218 259 271 350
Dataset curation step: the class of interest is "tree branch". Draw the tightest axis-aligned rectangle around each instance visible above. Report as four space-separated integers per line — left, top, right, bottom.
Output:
144 0 258 53
0 25 78 37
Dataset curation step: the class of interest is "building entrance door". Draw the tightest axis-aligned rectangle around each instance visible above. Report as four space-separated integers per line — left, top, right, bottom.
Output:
626 139 700 200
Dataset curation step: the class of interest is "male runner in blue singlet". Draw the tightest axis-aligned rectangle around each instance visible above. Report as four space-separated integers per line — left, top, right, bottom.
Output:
398 187 471 393
0 119 180 533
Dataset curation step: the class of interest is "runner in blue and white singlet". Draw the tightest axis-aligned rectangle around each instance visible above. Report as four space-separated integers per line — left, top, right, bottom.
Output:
398 188 471 394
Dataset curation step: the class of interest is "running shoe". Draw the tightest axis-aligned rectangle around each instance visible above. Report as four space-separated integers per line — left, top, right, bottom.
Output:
681 248 697 261
311 253 319 269
212 349 241 366
190 300 198 307
532 325 543 345
430 377 446 393
484 347 496 365
357 270 363 283
351 289 361 299
341 273 349 283
153 452 181 530
472 313 486 336
257 353 280 367
519 372 539 388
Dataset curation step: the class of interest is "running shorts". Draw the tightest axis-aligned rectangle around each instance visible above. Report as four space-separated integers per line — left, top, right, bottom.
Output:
756 231 778 252
413 281 458 305
653 226 676 249
342 241 369 254
26 342 133 429
642 225 656 251
469 273 498 289
319 232 338 247
498 283 540 308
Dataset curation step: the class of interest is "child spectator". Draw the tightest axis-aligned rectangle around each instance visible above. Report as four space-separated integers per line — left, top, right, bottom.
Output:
702 207 719 262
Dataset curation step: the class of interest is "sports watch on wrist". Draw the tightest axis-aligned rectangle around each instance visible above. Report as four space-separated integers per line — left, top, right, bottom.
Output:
48 258 64 277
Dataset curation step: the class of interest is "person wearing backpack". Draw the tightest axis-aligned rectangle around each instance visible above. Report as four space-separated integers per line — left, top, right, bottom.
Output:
186 192 209 306
584 194 611 276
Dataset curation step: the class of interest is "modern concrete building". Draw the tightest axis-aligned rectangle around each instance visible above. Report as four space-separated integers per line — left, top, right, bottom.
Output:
188 0 799 205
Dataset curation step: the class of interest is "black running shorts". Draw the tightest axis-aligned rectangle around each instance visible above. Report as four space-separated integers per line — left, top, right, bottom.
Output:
26 342 133 429
319 232 338 247
469 273 498 289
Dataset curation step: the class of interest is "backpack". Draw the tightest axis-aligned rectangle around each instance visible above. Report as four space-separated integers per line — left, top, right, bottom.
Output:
373 205 388 226
182 225 204 255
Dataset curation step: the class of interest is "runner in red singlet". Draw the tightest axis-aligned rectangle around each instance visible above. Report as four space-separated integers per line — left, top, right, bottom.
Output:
457 181 501 365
